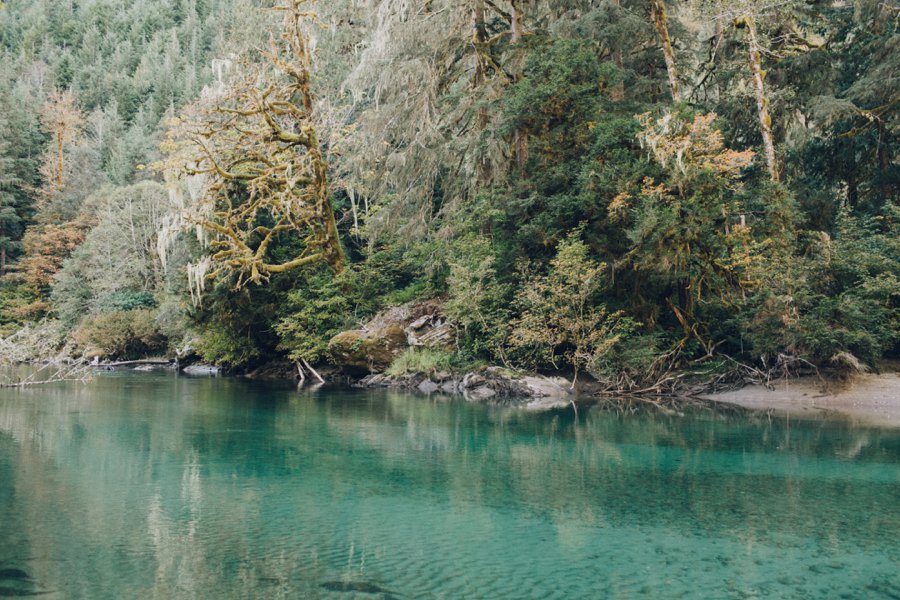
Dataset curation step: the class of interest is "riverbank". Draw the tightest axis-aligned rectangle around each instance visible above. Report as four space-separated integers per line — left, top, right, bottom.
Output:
8 342 900 427
73 354 900 420
702 372 900 428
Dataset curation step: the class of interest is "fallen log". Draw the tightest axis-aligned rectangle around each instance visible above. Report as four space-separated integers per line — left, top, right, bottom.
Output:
101 359 174 367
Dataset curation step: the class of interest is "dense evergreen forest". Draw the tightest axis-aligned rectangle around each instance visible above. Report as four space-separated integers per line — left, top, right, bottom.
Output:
0 0 896 390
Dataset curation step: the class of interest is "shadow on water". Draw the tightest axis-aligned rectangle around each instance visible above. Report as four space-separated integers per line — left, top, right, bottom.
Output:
320 580 400 598
0 567 55 597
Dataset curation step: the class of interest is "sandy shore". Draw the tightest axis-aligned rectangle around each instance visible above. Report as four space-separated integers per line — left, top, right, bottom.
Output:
702 372 900 427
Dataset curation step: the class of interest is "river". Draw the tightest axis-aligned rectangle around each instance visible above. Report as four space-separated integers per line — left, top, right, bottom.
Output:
1 372 898 598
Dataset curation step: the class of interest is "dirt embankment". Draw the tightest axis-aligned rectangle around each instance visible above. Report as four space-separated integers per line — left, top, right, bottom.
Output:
702 372 900 427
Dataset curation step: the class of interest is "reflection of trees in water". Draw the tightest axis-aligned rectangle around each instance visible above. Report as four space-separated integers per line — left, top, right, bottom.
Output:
0 378 898 597
310 391 900 548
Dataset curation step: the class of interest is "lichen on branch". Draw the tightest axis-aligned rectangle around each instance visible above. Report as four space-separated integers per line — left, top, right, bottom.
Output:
159 0 343 290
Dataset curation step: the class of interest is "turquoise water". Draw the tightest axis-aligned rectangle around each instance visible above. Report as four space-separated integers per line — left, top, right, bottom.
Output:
0 373 898 599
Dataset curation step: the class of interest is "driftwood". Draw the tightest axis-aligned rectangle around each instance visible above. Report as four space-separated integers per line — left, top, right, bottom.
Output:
296 358 325 387
100 359 174 367
587 352 824 400
301 358 325 384
0 361 93 388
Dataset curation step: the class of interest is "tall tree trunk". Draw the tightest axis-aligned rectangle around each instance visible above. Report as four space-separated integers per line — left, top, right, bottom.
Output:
56 133 65 188
710 17 725 100
473 1 487 91
473 0 490 180
289 2 345 272
610 0 625 100
0 246 6 276
650 0 680 103
510 0 528 168
743 15 778 182
847 171 858 208
510 0 523 42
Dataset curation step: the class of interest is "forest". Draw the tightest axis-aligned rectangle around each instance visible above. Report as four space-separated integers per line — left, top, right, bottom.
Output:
0 0 897 391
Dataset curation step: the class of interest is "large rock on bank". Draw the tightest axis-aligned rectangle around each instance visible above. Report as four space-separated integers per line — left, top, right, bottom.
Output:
327 299 455 373
328 324 408 373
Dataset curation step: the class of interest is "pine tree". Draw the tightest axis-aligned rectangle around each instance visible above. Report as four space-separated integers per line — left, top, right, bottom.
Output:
0 116 24 275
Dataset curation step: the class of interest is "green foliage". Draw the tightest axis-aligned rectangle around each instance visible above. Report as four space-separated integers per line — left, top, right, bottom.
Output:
620 111 758 352
509 229 634 382
71 309 165 359
386 348 458 377
0 113 25 274
588 331 664 383
97 290 156 312
276 269 354 363
494 38 641 262
189 281 282 369
195 327 260 369
0 282 30 336
504 39 614 141
444 234 511 362
742 204 899 367
0 0 896 380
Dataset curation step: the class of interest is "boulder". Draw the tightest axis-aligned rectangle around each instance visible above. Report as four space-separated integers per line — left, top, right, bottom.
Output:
418 379 440 394
465 385 497 401
182 364 221 376
406 314 455 350
439 379 459 394
462 373 486 389
520 376 572 398
328 324 408 373
328 299 456 374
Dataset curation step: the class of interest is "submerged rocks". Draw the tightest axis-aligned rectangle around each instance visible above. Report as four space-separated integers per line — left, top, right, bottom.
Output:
356 366 573 406
182 364 221 376
461 369 572 403
518 375 573 398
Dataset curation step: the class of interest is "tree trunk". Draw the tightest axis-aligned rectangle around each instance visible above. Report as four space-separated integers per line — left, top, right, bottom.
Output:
847 171 858 208
473 0 490 180
510 0 523 42
56 131 64 188
650 0 680 103
744 15 779 182
610 0 625 100
510 0 528 169
289 2 345 273
473 1 487 91
0 246 5 276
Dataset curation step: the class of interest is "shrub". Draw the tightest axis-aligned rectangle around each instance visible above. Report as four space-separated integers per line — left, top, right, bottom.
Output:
444 235 511 362
386 348 458 376
195 327 260 368
71 309 165 359
276 269 354 363
742 204 899 369
508 229 633 384
96 290 156 312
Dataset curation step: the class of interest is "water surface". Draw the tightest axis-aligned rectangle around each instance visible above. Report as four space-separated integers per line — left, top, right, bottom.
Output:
1 373 898 599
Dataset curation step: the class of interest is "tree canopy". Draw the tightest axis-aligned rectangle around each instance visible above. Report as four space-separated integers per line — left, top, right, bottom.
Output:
0 0 895 381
